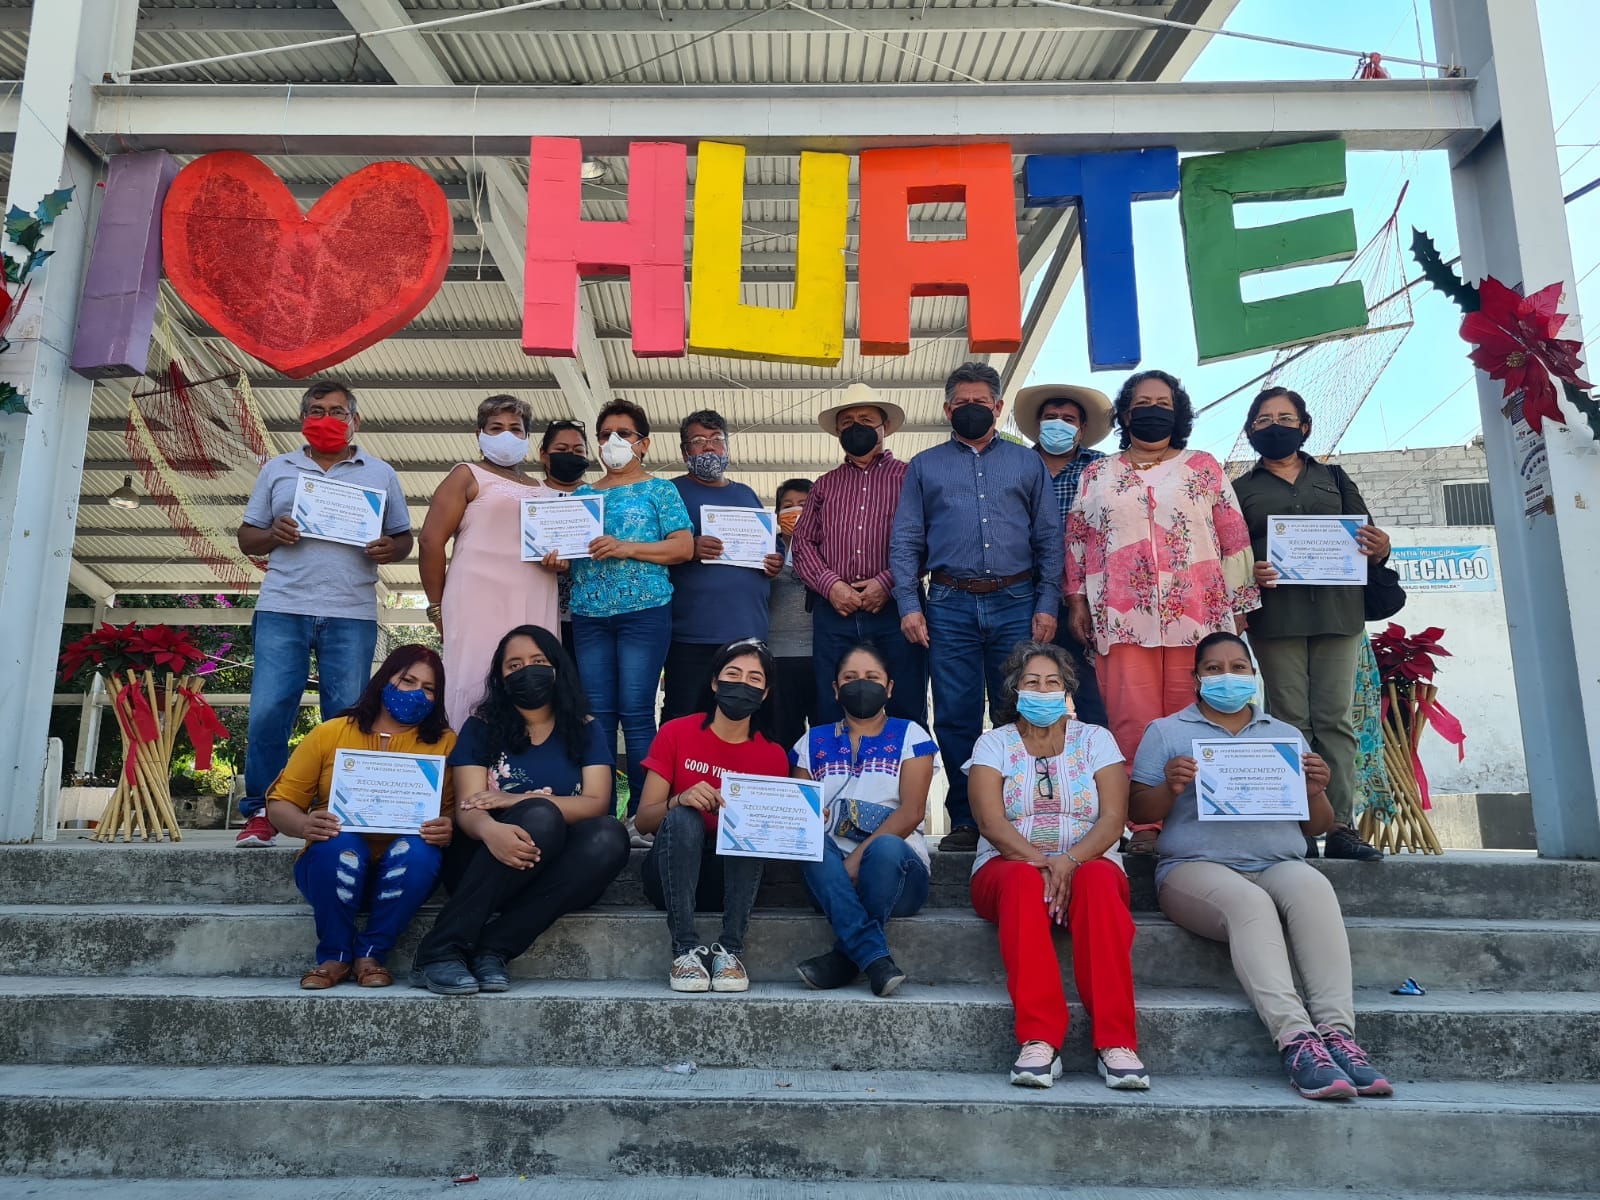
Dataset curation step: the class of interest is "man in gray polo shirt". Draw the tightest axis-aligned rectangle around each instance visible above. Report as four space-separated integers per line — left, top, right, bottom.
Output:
233 380 413 847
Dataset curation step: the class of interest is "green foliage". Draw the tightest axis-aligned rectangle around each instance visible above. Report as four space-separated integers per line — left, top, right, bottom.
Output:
0 382 25 415
1409 227 1480 314
35 187 74 224
1564 380 1600 442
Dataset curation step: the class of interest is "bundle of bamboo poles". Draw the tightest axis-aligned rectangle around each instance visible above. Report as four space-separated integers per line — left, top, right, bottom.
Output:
1358 680 1444 855
92 670 202 843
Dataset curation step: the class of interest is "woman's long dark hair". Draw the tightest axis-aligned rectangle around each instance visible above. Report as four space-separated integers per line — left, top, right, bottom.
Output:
472 624 593 762
1114 369 1195 450
694 638 781 745
340 643 451 745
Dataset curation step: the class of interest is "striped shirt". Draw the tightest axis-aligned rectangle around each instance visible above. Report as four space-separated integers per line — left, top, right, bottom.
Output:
792 450 908 597
1045 447 1106 523
889 434 1064 618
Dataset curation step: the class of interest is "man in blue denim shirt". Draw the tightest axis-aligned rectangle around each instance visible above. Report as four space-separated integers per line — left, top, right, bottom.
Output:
889 362 1064 850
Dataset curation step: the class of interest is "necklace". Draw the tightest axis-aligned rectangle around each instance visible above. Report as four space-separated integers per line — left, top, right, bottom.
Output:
1126 449 1172 471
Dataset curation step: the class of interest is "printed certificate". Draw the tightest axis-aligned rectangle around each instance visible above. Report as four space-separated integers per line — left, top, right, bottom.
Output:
521 494 605 561
327 748 446 835
716 771 825 862
1193 739 1309 822
702 505 777 569
1266 515 1368 586
290 476 386 547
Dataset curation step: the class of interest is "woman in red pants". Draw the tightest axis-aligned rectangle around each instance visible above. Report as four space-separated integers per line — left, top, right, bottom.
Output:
966 640 1146 1090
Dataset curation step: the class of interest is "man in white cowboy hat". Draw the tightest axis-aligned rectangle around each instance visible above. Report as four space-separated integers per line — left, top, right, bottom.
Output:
792 382 929 727
1013 381 1115 728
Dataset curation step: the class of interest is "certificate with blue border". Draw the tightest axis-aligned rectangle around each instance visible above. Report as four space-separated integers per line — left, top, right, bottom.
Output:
716 772 825 862
1193 739 1308 822
521 494 605 561
328 749 445 834
1266 515 1367 586
290 476 386 547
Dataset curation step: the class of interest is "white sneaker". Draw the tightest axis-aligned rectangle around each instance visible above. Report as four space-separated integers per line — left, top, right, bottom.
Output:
708 942 749 992
1098 1046 1151 1090
669 946 711 993
1010 1040 1062 1088
626 817 654 849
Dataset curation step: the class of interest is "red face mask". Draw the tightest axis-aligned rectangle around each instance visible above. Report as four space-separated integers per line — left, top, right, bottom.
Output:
302 416 350 454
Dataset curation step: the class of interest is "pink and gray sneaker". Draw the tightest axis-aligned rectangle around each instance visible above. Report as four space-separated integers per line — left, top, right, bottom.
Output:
1317 1023 1395 1096
1281 1029 1358 1100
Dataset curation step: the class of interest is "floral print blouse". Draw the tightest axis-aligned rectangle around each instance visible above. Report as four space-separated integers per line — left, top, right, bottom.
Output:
1065 450 1259 657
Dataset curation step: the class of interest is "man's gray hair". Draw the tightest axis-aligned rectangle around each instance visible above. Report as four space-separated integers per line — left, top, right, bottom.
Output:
944 361 1002 405
994 640 1078 726
299 379 358 418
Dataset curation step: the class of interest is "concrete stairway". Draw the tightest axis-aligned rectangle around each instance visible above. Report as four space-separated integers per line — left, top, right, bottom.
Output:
1 837 1597 1195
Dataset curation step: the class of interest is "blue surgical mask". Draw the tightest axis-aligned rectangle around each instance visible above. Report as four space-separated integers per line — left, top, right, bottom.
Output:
1016 690 1070 727
381 681 434 725
1037 419 1079 455
1198 673 1257 714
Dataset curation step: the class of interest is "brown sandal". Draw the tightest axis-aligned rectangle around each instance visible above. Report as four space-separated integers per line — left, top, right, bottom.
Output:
353 956 393 988
300 961 351 990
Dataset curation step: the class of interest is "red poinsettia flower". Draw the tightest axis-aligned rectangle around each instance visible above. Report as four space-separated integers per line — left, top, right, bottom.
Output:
1372 622 1452 687
1460 277 1592 434
126 624 207 674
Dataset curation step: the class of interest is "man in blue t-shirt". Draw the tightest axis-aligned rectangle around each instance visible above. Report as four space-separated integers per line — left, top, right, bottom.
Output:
662 410 784 722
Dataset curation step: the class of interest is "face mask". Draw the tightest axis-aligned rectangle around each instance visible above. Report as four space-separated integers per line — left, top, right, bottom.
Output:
381 681 434 725
1016 690 1070 727
713 680 765 721
1247 424 1307 460
950 403 996 440
545 451 588 484
1126 406 1177 445
503 663 556 710
301 415 350 454
478 429 529 467
687 449 730 482
600 432 637 471
837 678 888 720
839 423 880 458
777 507 804 537
1037 419 1079 455
1199 673 1258 714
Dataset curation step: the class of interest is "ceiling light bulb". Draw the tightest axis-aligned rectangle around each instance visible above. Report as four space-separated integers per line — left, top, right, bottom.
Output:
108 474 141 510
580 158 606 181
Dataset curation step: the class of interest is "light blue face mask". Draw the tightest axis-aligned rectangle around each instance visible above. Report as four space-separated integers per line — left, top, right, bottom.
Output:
1198 673 1257 714
1037 419 1079 455
1016 689 1070 727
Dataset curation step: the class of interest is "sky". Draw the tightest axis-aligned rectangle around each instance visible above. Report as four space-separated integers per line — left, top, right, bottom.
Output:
1024 0 1600 461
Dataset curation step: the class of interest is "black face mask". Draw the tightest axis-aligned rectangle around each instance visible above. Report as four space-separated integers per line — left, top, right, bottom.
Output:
839 423 880 458
713 681 765 721
1247 424 1306 460
545 452 588 484
1126 406 1177 444
837 678 888 720
950 403 996 440
504 663 557 710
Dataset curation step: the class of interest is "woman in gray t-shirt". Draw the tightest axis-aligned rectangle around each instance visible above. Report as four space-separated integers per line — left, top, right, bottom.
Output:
1130 631 1395 1103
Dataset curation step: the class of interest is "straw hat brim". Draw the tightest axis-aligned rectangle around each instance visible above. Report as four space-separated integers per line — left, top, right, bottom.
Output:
816 395 907 437
1012 383 1114 447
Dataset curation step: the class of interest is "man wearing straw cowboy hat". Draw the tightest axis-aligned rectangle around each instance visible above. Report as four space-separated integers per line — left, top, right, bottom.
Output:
1013 381 1114 730
792 382 929 727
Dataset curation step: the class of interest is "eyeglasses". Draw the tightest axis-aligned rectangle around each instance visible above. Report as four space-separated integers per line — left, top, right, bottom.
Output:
307 407 350 420
1250 414 1303 430
1034 757 1056 803
685 433 729 452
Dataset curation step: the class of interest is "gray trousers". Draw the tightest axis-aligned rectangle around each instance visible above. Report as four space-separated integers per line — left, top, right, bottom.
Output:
1252 632 1362 825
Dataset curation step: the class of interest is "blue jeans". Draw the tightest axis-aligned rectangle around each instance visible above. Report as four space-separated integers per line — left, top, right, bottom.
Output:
572 602 673 816
293 832 442 963
800 836 929 968
811 603 929 727
925 581 1036 830
641 804 764 955
242 611 378 818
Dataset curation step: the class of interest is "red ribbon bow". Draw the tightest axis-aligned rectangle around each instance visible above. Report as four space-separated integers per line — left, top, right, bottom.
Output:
1382 692 1466 810
113 682 161 785
178 686 229 772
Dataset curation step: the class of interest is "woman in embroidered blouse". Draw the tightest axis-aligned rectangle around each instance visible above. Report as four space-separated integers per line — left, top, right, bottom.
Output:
1065 369 1259 851
790 643 938 997
965 641 1145 1091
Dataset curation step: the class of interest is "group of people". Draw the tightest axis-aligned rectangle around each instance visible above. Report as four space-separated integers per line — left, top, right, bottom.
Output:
231 362 1398 1103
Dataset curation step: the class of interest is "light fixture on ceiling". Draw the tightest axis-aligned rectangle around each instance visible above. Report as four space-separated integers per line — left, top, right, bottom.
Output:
580 158 606 181
107 474 141 510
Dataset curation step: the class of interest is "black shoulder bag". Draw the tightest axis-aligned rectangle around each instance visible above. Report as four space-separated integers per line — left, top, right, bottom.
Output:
1329 463 1405 622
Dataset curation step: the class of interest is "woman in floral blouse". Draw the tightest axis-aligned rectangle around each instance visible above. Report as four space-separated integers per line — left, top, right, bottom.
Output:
1065 370 1259 847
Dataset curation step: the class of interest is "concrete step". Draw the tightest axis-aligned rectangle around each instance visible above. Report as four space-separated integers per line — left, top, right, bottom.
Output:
5 903 1596 993
2 1065 1596 1191
0 976 1592 1082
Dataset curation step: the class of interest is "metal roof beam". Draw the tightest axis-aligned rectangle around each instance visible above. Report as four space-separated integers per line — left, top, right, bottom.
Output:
85 418 954 438
67 560 117 603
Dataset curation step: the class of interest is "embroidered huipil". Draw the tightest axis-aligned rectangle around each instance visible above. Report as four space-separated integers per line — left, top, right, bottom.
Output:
1065 450 1259 657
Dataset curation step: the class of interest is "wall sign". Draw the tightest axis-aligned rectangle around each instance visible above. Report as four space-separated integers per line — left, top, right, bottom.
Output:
1390 545 1498 592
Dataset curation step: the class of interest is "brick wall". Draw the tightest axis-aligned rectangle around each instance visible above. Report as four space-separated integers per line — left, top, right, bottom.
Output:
1227 441 1491 528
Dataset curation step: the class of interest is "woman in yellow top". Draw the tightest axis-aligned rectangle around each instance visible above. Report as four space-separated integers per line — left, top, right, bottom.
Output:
266 644 457 990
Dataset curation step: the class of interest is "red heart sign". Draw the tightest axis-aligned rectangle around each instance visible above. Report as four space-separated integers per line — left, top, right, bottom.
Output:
162 152 452 377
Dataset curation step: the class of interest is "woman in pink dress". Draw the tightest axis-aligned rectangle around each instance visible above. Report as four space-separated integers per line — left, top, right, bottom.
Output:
420 395 563 730
1065 370 1259 850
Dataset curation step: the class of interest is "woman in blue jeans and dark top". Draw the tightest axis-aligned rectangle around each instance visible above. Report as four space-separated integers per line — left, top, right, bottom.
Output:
411 624 630 995
564 398 693 833
790 643 936 997
265 644 456 990
634 639 790 993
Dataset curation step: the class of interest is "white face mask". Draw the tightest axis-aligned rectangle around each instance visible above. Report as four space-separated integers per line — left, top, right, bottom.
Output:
599 431 637 471
478 429 529 467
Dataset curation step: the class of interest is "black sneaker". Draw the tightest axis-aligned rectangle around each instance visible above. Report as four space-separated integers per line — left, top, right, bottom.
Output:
1316 1023 1394 1096
1324 824 1383 862
472 952 511 993
410 958 480 996
1304 834 1320 859
796 949 859 990
865 955 908 997
939 825 979 852
1280 1029 1357 1100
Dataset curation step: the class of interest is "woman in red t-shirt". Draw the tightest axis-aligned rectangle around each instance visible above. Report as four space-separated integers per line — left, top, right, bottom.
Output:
635 638 790 992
